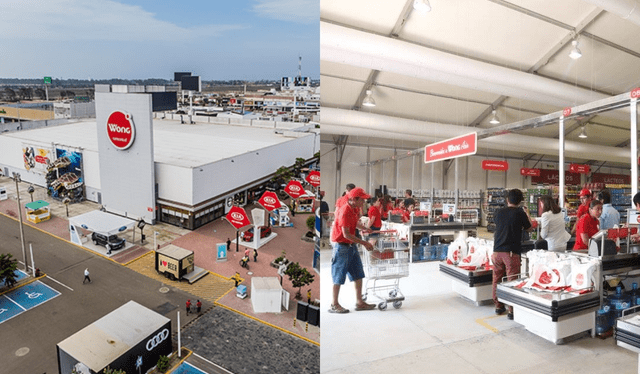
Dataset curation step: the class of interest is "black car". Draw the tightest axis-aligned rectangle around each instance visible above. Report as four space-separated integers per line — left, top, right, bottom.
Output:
91 232 126 252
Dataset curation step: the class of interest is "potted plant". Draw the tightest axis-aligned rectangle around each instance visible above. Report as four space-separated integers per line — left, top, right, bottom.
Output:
284 262 315 300
271 250 289 268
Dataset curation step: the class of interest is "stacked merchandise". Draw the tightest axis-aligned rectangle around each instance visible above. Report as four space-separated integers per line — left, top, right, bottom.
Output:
525 187 550 240
412 236 448 262
484 188 506 232
564 185 580 216
607 184 631 224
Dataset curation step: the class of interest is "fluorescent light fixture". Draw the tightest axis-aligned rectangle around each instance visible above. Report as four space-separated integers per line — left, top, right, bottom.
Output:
362 89 376 107
413 0 431 12
578 126 587 138
489 110 500 125
569 40 582 60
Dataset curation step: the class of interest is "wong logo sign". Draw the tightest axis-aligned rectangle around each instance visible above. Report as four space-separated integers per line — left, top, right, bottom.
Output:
106 111 136 150
631 88 640 99
284 180 304 199
306 171 321 187
258 191 280 212
225 206 251 230
424 132 477 163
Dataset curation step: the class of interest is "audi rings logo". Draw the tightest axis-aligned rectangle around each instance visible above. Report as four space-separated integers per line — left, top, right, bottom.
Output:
146 328 170 351
264 196 277 205
231 212 244 221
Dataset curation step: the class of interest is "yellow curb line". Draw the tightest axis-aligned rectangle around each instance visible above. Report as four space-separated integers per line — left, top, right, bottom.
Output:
214 302 319 346
475 315 502 334
122 250 154 266
168 347 193 374
0 273 47 297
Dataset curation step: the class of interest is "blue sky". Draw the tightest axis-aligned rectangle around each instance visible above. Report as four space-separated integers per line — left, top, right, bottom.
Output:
1 0 319 80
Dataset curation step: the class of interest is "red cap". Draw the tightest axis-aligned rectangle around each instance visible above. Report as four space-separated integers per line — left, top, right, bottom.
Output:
347 187 371 200
579 188 591 197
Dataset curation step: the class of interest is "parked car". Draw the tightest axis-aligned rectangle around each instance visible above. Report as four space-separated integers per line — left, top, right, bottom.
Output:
91 232 126 252
241 226 272 242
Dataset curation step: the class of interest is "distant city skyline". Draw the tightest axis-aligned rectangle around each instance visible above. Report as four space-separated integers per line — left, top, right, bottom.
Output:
1 0 319 81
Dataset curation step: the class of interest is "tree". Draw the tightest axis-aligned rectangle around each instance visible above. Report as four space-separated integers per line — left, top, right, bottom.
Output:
34 88 46 99
102 367 126 374
284 262 315 299
3 87 16 102
0 253 19 289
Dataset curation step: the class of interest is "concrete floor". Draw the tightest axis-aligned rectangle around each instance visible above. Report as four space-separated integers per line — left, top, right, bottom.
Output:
320 248 640 374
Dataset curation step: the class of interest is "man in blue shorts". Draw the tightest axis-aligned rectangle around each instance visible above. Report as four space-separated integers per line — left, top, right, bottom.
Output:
330 187 376 313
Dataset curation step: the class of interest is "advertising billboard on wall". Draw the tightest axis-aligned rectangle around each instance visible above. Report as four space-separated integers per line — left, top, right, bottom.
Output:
22 144 52 174
46 148 84 202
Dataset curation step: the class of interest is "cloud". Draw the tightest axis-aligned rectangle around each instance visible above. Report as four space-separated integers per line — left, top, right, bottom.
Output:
0 0 247 42
252 0 319 24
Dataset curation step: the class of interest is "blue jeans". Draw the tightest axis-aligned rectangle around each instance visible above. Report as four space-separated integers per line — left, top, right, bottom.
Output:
331 242 365 285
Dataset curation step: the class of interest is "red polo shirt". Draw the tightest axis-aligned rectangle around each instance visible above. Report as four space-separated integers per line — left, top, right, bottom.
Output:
574 213 599 250
331 203 360 243
576 199 591 221
368 205 382 228
335 194 348 210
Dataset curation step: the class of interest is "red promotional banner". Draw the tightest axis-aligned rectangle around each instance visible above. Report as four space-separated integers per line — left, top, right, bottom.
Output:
520 168 541 176
530 169 581 185
563 107 572 117
591 173 631 184
225 206 252 230
284 180 304 199
481 160 508 171
305 170 320 187
258 191 280 212
631 88 640 99
424 132 477 163
569 164 591 174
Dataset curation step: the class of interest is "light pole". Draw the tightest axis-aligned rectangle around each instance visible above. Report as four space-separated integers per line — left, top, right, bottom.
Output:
27 185 34 202
13 172 29 272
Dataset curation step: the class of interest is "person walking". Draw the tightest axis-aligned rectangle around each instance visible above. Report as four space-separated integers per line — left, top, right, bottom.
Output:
83 268 91 284
186 300 191 315
232 272 241 287
539 195 571 252
253 248 258 262
330 187 376 314
491 189 532 320
196 300 202 313
226 238 231 251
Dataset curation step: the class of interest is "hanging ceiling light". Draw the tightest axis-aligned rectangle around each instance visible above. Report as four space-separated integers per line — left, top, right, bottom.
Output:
489 109 500 125
362 89 376 107
578 125 587 138
413 0 431 12
569 40 582 60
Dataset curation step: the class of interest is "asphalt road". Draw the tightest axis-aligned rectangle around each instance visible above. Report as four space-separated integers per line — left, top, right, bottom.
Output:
0 214 207 374
0 214 320 374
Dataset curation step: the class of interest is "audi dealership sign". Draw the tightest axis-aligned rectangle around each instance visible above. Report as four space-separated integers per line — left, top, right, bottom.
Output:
146 328 170 351
106 111 136 150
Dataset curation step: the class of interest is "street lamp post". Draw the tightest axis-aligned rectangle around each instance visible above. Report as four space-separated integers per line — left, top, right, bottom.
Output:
27 185 34 202
13 172 29 272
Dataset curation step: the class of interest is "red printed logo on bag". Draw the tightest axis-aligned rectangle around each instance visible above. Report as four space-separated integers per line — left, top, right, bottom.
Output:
576 273 584 286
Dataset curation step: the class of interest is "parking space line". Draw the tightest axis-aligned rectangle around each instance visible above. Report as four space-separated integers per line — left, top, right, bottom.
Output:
3 295 27 311
45 275 74 291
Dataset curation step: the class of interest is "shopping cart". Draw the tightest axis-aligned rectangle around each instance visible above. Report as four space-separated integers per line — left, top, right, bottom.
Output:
362 230 410 310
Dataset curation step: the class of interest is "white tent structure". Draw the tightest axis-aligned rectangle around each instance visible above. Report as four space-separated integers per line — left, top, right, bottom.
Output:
68 210 136 250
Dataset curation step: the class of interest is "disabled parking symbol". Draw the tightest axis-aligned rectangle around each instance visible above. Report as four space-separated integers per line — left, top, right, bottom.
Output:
26 292 42 299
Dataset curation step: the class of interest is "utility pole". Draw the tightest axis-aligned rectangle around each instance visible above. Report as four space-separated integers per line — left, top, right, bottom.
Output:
13 172 28 272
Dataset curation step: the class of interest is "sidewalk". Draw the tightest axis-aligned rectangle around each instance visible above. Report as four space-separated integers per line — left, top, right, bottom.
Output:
0 177 320 344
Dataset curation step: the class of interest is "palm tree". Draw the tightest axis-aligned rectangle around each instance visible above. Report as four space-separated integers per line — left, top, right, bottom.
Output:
0 253 19 289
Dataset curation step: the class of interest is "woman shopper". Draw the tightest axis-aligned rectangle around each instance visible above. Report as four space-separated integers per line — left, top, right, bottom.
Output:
574 200 603 251
539 196 571 252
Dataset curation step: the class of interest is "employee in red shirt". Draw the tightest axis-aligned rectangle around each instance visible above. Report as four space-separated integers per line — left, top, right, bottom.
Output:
572 188 592 235
366 198 384 244
330 187 375 314
574 200 603 250
334 183 356 211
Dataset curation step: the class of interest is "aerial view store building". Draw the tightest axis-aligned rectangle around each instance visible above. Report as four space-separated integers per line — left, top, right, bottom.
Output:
0 85 318 229
320 1 640 373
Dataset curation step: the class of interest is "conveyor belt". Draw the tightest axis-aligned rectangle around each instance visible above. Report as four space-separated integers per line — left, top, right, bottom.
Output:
438 263 492 287
496 288 600 322
601 254 640 272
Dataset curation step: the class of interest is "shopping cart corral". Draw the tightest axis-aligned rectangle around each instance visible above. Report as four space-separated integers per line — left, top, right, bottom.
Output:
362 231 410 310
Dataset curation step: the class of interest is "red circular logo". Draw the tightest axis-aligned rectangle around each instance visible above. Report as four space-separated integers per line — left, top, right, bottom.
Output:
264 196 277 205
231 212 244 221
563 107 572 117
632 88 640 99
106 111 135 150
